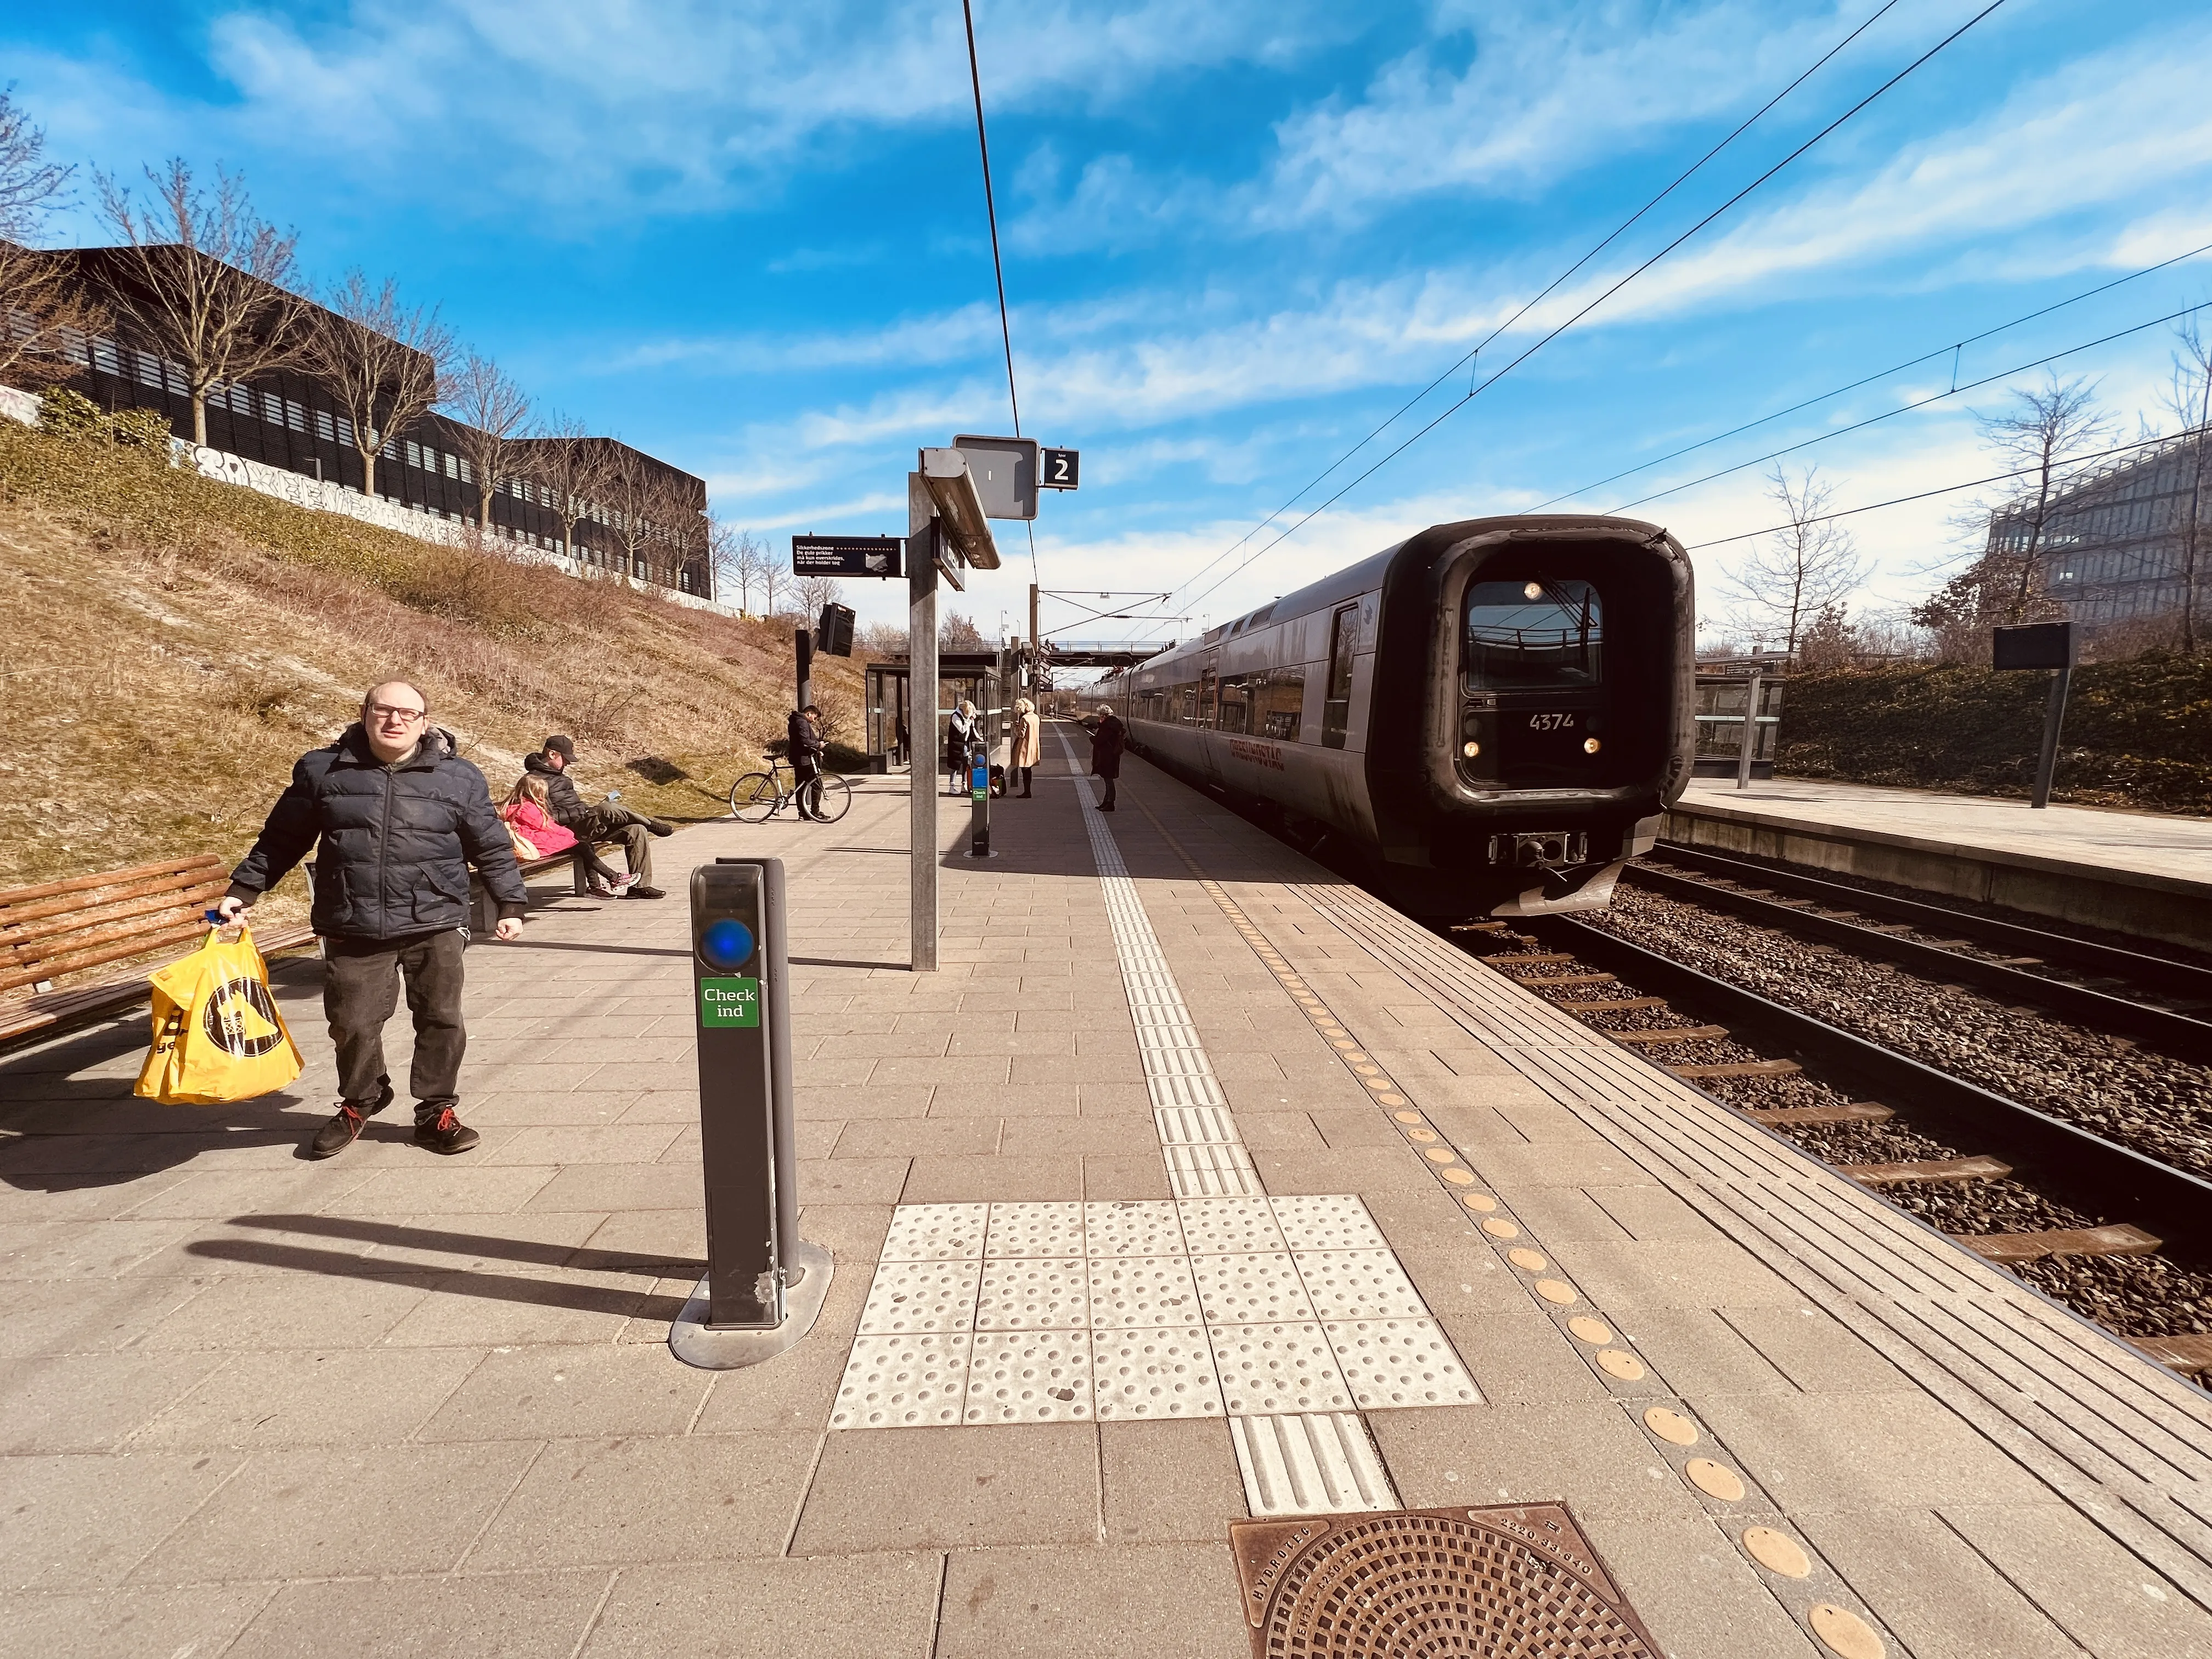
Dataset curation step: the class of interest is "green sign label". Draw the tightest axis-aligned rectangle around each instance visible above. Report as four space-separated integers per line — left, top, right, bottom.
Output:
698 976 761 1029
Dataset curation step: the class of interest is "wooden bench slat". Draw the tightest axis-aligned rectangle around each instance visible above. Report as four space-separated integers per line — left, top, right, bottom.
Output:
0 855 224 911
3 882 229 957
0 919 214 995
0 872 229 934
0 922 320 1047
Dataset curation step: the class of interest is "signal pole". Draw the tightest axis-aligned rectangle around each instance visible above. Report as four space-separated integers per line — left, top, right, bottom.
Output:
909 470 940 972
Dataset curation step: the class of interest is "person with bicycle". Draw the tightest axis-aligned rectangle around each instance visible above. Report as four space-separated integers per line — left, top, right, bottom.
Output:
787 704 827 822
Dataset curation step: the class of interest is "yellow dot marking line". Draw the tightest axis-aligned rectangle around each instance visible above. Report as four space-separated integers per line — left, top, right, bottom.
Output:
1568 1316 1613 1344
1743 1527 1813 1579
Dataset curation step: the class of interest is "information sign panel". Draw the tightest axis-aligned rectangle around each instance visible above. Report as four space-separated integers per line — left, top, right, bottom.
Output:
792 535 902 578
952 434 1039 521
1040 448 1080 490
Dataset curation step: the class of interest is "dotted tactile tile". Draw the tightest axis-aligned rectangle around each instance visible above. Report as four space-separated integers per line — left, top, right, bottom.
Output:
1213 1322 1355 1415
1193 1251 1319 1325
963 1330 1093 1423
974 1257 1089 1330
1154 1104 1240 1145
1092 1326 1226 1419
856 1257 982 1335
1293 1250 1430 1321
878 1202 989 1262
1089 1255 1204 1326
984 1201 1086 1259
1177 1196 1288 1255
1325 1318 1481 1408
831 1333 972 1428
1270 1194 1390 1252
1083 1199 1186 1258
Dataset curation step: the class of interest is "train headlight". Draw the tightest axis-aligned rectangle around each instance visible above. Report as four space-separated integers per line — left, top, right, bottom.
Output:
1462 741 1481 759
1522 581 1542 600
1583 737 1601 754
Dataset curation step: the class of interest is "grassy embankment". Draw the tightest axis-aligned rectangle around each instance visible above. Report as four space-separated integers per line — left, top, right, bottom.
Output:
0 419 867 927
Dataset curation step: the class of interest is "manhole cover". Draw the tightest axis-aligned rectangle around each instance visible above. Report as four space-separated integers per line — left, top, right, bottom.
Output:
1230 1503 1662 1657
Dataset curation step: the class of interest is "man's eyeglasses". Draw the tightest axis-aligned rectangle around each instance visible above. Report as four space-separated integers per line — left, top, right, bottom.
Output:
367 704 427 724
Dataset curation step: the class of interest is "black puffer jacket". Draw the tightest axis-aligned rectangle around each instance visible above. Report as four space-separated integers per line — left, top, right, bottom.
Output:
229 724 527 939
523 750 588 827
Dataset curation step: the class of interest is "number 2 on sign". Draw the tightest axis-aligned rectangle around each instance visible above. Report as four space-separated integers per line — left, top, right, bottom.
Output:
1527 712 1576 731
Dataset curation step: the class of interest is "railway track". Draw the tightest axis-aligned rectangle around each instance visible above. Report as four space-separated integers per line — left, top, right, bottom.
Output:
1448 912 2212 1384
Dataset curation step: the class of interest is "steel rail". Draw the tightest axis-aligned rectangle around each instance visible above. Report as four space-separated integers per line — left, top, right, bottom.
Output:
1528 916 2212 1260
1623 856 2212 1062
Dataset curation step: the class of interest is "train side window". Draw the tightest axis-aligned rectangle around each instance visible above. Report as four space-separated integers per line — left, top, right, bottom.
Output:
1322 603 1357 748
1257 664 1303 741
1218 673 1250 734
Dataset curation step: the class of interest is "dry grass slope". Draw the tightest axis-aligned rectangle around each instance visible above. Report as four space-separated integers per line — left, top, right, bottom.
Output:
0 421 866 923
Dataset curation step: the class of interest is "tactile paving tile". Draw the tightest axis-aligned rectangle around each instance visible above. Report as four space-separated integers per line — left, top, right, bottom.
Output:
857 1258 982 1335
1325 1318 1481 1409
1092 1326 1226 1419
984 1201 1086 1258
1152 1073 1233 1113
963 1330 1093 1423
1155 1104 1240 1145
974 1257 1089 1329
1193 1251 1319 1325
1083 1199 1186 1258
1270 1193 1390 1252
1293 1250 1430 1320
879 1202 989 1262
1230 1411 1399 1516
1177 1196 1288 1255
1212 1322 1355 1415
1165 1143 1262 1198
1088 1255 1204 1325
831 1333 972 1428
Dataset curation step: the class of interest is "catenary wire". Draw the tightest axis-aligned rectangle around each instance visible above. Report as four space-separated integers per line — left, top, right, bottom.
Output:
1156 0 1906 617
1535 237 2212 510
1607 299 2211 512
1146 0 2012 638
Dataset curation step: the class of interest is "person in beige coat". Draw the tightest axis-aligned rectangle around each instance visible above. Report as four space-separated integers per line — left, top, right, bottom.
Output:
1009 697 1042 798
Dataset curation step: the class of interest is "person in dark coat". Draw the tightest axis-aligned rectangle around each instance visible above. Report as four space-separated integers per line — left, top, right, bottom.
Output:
523 734 672 898
217 680 527 1159
787 704 827 820
1090 703 1126 812
946 700 981 797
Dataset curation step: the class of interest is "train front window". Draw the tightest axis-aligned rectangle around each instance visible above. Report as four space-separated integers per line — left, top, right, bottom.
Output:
1463 579 1601 691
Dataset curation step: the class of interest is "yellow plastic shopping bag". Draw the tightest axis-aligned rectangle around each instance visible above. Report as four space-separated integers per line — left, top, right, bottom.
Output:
134 923 304 1104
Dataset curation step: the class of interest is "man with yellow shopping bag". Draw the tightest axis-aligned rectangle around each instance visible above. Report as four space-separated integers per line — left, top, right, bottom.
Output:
217 680 528 1158
136 921 305 1103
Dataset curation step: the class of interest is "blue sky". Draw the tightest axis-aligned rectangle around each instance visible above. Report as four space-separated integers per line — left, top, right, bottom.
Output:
11 0 2212 646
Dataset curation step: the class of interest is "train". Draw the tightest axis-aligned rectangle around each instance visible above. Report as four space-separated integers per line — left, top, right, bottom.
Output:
1108 514 1697 918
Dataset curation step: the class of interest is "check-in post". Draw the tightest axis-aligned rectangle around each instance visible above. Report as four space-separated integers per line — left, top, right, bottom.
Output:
968 746 992 858
668 856 833 1369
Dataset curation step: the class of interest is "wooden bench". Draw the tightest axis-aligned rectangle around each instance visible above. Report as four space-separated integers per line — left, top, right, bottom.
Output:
1 856 317 1051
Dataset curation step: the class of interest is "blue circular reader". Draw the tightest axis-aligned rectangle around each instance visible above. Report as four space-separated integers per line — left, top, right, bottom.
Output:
699 918 755 971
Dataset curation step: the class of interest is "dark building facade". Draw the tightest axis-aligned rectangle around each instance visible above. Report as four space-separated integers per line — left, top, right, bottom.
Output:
29 245 712 597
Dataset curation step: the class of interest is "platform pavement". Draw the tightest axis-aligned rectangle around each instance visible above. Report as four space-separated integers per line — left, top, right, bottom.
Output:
0 744 2207 1656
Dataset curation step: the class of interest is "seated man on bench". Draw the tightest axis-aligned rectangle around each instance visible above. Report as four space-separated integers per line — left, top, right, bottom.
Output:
522 735 672 900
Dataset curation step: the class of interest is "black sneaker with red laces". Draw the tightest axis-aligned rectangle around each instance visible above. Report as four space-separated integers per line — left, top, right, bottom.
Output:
307 1080 393 1159
413 1107 481 1155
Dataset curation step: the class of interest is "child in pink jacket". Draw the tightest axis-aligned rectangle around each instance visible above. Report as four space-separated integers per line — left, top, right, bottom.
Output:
502 775 636 895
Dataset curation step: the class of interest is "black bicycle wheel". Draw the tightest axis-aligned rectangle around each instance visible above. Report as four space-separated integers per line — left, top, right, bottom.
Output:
811 774 854 823
729 772 780 822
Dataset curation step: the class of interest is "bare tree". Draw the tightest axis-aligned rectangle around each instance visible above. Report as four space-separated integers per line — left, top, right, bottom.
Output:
1975 374 2115 623
95 159 309 445
0 91 100 391
713 522 776 614
523 415 619 566
441 349 531 528
2160 317 2211 656
860 619 909 654
651 473 709 592
1718 465 1870 657
939 611 988 651
0 89 70 241
600 454 666 587
306 272 453 499
793 573 844 621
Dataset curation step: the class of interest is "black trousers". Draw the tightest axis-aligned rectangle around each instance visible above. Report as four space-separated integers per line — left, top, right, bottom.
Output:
793 756 823 816
1097 775 1118 809
1014 765 1034 795
325 930 468 1122
567 805 653 885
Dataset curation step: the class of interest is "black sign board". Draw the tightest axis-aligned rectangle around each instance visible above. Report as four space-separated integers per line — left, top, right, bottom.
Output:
1041 447 1080 490
793 535 902 578
815 603 855 657
1993 621 2075 672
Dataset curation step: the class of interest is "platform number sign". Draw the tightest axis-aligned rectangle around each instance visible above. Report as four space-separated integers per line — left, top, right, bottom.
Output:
1041 448 1080 490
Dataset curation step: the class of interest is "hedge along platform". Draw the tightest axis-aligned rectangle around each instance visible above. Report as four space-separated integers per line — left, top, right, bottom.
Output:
1664 775 2212 951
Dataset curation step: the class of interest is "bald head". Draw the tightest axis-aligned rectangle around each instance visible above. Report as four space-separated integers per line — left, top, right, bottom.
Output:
360 680 428 763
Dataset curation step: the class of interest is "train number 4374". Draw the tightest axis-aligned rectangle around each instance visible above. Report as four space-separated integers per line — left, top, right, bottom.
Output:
1526 712 1577 731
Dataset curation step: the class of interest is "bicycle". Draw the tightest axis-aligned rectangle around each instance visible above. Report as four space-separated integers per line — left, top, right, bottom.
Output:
728 753 853 824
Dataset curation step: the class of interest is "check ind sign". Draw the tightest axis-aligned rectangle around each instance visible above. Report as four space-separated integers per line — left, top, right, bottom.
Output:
698 977 761 1029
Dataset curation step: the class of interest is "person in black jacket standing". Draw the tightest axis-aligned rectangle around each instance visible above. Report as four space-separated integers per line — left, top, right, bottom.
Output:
787 704 827 820
217 681 528 1159
1090 703 1126 812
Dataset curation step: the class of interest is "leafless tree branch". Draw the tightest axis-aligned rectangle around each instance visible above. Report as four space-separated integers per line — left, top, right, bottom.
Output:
304 271 453 499
441 349 532 528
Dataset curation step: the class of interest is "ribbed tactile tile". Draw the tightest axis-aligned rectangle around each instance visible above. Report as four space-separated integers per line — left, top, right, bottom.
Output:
1177 1197 1288 1255
1293 1250 1427 1320
831 1333 972 1429
1093 1327 1226 1418
1088 1255 1204 1325
1213 1322 1354 1415
963 1330 1093 1423
1084 1199 1186 1257
974 1257 1088 1330
1325 1318 1481 1408
984 1201 1086 1258
1166 1142 1261 1198
1270 1194 1389 1252
856 1259 982 1334
1230 1412 1398 1517
1229 1503 1662 1658
1193 1251 1319 1325
879 1203 989 1262
1155 1104 1241 1145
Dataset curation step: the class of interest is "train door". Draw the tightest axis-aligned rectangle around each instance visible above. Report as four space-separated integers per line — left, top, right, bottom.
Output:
1199 668 1218 728
1321 603 1357 748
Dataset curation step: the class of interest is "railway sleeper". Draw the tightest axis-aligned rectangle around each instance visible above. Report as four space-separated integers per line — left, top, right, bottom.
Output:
1741 1101 1893 1126
1667 1057 1801 1079
1955 1223 2162 1263
2131 1334 2212 1377
1607 1024 1729 1045
1841 1154 2012 1186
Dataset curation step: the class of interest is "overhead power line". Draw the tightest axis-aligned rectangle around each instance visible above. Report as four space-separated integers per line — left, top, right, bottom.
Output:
1681 430 2179 551
1147 0 2011 637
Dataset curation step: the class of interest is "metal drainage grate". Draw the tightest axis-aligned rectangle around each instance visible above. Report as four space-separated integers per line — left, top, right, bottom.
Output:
1230 1503 1662 1658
